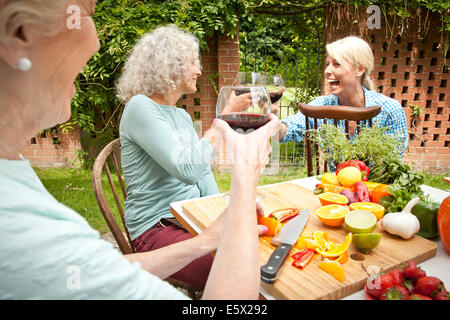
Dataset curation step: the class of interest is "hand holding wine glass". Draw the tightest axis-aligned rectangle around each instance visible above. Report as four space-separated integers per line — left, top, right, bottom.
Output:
213 113 281 183
216 85 272 132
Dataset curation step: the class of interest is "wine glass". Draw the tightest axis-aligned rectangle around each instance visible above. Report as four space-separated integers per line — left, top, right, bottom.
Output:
261 74 285 105
233 72 262 86
216 85 272 132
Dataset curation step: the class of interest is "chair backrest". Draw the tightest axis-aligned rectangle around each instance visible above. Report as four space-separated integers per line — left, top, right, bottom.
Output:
298 103 382 176
92 138 135 254
92 138 202 298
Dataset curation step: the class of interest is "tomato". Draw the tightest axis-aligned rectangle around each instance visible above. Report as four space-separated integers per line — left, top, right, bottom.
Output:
371 184 391 204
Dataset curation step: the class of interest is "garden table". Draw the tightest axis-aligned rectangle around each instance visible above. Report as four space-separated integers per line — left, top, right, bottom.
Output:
170 176 450 300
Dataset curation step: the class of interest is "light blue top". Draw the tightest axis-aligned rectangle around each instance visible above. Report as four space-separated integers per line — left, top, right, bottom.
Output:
281 87 409 155
119 94 219 240
0 158 189 299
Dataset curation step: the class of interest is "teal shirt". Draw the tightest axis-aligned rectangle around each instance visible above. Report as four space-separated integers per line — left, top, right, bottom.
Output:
0 158 189 299
119 94 219 240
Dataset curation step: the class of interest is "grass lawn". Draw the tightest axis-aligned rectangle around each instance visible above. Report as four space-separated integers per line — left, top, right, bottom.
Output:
35 167 449 234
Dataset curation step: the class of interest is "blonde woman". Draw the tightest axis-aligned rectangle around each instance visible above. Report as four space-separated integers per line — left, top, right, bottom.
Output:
279 36 408 155
0 0 279 299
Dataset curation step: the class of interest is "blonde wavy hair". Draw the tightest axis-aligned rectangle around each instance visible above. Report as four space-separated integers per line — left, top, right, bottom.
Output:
326 36 375 91
0 0 95 45
116 24 201 104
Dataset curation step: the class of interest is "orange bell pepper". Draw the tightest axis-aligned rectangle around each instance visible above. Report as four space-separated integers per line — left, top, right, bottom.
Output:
370 183 391 203
257 216 282 237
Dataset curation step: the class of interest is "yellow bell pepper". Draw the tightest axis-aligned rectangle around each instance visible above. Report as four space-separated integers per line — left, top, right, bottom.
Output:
321 172 339 185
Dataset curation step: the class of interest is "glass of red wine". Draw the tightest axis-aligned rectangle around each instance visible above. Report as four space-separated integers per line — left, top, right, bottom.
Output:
261 74 285 105
216 85 272 133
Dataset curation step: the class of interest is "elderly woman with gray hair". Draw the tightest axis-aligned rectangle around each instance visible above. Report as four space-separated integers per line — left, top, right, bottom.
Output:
0 0 280 299
116 24 271 291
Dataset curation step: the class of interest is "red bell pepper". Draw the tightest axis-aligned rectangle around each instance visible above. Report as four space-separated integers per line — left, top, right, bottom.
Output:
292 249 314 269
269 208 299 223
355 181 370 202
291 248 310 260
336 160 370 181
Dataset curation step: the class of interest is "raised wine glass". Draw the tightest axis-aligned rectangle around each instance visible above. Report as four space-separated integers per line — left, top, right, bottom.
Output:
261 74 285 105
233 72 262 87
216 85 272 132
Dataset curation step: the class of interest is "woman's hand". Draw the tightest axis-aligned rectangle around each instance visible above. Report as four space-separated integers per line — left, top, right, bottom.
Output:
214 113 281 186
222 91 253 114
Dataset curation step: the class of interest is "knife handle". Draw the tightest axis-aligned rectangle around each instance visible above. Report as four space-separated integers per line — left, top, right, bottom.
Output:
260 243 292 284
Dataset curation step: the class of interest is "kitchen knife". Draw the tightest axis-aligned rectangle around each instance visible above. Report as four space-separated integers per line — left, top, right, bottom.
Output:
260 208 310 284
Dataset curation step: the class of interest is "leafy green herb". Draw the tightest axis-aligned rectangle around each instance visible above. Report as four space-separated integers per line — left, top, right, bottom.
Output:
309 123 402 169
370 158 424 195
371 157 427 213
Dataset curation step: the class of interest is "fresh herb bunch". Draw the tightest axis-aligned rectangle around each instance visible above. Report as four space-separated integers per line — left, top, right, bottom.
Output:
309 123 402 169
370 158 424 194
371 157 427 213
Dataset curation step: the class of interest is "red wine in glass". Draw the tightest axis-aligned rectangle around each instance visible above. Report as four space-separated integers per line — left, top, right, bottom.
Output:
234 88 269 103
269 92 283 104
218 113 270 130
234 88 250 96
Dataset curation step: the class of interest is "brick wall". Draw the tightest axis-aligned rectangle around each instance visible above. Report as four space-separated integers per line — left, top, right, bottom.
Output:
22 126 82 168
324 4 449 173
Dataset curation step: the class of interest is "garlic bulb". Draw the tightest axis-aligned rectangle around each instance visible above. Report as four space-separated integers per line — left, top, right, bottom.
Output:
380 197 421 239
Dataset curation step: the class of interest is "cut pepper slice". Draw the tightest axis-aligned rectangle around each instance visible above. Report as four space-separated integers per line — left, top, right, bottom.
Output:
292 249 314 269
269 208 299 223
291 248 310 260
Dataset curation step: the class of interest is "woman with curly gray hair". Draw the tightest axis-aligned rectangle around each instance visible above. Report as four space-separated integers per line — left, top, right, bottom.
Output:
0 0 279 299
116 25 266 291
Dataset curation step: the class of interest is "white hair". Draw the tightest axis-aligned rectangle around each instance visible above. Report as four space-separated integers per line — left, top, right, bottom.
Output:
116 24 201 104
326 36 375 91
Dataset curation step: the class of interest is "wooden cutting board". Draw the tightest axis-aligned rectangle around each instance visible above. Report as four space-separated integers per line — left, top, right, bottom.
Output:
178 182 438 300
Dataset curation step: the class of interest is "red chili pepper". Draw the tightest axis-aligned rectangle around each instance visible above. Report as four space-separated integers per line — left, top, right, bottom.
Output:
269 208 299 223
336 160 370 181
292 249 314 269
355 181 370 202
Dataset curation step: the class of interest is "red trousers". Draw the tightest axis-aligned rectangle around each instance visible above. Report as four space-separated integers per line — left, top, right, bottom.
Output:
132 219 213 291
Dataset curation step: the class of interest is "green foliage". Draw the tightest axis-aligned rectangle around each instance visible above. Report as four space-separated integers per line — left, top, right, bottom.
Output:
238 4 324 105
310 123 403 169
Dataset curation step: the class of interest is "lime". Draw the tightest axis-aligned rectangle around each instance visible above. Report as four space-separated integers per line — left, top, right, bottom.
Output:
344 209 377 234
352 233 382 253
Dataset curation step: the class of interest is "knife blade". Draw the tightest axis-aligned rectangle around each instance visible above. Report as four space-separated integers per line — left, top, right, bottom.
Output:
260 208 310 284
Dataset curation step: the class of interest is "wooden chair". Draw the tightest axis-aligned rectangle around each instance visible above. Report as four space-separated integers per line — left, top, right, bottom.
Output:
298 103 382 176
92 138 201 299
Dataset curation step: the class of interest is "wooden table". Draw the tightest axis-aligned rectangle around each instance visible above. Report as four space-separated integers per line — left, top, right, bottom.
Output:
170 176 450 300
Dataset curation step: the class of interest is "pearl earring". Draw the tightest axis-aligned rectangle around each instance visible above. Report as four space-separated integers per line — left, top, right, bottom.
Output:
18 57 32 71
